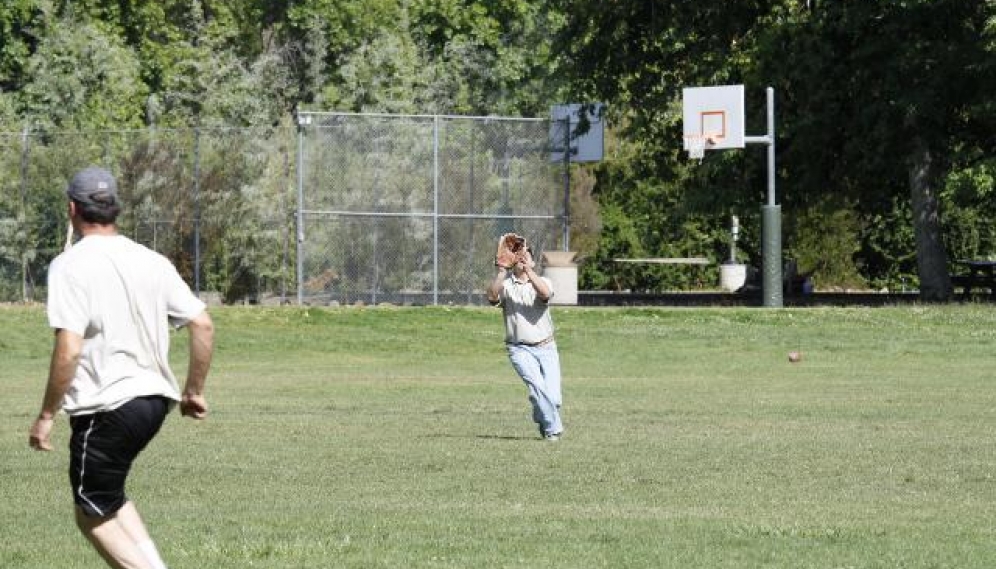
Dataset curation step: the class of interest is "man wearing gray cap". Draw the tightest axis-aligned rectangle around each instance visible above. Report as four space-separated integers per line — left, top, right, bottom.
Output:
28 166 215 569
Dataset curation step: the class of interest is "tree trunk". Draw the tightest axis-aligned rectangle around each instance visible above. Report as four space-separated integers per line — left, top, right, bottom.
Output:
908 136 952 301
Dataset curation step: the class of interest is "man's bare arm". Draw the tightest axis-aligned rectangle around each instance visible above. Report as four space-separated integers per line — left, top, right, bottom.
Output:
521 264 551 302
180 310 214 419
487 266 507 304
29 329 82 450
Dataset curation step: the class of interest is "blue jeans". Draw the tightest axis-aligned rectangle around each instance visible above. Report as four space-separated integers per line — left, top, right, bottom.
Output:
507 342 563 436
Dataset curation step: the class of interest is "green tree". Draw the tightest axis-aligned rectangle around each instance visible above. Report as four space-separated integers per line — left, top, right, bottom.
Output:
0 0 49 96
324 1 563 116
17 17 147 131
410 0 564 115
282 0 402 107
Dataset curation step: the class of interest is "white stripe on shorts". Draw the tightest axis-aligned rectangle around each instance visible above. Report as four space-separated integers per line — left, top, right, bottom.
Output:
76 416 105 517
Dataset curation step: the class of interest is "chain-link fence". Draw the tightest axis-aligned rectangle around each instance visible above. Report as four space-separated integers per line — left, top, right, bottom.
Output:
0 113 566 305
296 112 566 306
0 125 295 305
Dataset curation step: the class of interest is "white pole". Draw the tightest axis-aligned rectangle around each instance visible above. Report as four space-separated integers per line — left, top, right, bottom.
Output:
766 87 776 207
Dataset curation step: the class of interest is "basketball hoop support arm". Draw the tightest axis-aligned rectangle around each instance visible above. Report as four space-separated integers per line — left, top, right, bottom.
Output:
744 87 781 307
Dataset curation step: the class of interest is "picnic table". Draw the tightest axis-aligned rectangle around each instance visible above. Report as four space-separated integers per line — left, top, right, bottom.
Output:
952 260 996 298
612 257 711 265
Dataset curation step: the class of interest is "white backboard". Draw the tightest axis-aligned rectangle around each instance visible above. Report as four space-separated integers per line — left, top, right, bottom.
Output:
682 85 745 150
550 103 605 163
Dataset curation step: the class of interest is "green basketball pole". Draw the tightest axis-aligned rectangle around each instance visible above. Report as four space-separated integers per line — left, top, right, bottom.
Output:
761 203 782 307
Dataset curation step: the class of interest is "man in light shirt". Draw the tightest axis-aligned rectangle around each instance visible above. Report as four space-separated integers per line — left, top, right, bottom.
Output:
487 242 564 441
29 166 215 569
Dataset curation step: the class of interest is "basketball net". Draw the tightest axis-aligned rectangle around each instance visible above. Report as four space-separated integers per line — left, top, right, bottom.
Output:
684 134 710 162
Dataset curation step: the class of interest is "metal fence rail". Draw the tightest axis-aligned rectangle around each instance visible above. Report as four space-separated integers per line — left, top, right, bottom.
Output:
0 113 565 305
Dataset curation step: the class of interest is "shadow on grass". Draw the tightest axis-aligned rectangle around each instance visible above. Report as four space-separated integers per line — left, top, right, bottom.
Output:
474 434 538 441
422 432 536 441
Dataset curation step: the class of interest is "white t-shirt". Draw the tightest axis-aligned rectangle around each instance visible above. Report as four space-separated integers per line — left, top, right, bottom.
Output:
496 275 556 344
47 234 206 415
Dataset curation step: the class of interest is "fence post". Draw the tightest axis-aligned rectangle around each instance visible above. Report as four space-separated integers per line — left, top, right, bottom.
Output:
19 125 30 302
281 136 291 304
193 128 202 295
295 113 310 305
432 115 440 305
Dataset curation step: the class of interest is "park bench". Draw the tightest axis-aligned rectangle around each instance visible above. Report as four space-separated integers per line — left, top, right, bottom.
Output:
951 260 996 299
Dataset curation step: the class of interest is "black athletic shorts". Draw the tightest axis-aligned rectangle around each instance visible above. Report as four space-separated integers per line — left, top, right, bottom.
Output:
68 396 171 518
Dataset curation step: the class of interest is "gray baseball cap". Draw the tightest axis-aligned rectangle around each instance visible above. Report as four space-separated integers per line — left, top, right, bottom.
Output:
67 167 118 205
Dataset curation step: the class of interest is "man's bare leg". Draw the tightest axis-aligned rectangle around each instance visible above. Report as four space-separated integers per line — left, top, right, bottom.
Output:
76 501 165 569
115 502 168 569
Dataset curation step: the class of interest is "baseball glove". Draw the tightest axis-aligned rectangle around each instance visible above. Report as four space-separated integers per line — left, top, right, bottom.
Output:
495 233 525 269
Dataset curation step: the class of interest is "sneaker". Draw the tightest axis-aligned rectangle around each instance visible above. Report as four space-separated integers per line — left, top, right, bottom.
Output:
544 433 560 442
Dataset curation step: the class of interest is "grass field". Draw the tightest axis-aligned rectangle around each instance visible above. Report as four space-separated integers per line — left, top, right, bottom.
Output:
2 303 995 568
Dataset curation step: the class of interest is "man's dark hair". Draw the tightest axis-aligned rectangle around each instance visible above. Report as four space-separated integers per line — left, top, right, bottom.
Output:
73 193 120 224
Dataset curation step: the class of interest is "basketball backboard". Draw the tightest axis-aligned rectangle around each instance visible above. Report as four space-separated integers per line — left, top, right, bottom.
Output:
550 103 605 163
682 85 745 151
